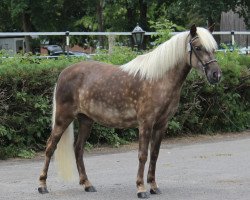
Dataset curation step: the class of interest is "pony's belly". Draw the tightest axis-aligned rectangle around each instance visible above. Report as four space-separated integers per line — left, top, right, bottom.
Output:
93 115 137 129
87 111 138 128
79 101 138 128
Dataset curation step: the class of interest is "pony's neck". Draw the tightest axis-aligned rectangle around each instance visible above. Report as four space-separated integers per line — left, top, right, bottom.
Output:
162 62 192 88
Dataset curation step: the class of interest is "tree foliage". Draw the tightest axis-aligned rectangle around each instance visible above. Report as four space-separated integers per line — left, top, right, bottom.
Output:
0 0 249 51
0 0 249 33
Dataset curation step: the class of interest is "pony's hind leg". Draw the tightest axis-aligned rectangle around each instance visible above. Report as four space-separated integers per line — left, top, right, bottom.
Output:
38 115 74 194
75 114 96 192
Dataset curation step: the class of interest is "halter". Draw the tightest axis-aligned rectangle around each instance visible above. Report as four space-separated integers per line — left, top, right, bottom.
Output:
189 36 217 73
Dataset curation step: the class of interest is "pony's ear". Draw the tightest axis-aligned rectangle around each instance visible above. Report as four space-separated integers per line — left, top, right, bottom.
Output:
190 24 197 37
208 23 215 33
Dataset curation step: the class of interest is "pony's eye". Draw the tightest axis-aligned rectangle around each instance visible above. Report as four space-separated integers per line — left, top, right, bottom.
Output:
195 46 202 51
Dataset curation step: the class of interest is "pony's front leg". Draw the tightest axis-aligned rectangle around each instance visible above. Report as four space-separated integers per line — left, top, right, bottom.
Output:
147 128 165 195
136 123 152 199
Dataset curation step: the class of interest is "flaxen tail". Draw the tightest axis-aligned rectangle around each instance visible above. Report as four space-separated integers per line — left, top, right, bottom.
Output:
52 85 77 181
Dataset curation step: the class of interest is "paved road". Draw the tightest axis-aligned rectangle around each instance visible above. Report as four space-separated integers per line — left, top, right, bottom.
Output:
1 132 250 200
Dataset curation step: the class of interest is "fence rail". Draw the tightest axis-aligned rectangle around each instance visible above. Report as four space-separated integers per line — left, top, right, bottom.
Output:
0 31 250 36
0 32 156 36
0 31 249 55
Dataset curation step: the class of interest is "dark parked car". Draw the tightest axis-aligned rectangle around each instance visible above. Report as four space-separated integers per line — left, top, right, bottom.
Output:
43 45 90 59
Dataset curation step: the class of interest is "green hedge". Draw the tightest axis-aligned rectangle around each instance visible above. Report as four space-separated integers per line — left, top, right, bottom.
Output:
0 54 83 158
173 52 250 134
0 48 249 158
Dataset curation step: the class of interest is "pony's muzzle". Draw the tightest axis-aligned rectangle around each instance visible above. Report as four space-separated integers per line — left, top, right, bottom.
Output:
208 69 222 84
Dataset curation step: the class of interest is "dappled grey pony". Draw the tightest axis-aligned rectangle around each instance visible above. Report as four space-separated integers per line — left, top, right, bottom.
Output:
38 25 221 198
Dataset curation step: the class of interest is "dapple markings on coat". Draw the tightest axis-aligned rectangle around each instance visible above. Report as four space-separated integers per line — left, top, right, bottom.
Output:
38 25 221 198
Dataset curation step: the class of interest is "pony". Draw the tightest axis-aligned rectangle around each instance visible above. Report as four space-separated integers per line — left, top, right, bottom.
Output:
38 24 221 198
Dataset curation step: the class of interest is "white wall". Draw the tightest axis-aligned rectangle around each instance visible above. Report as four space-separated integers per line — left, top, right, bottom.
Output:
0 38 25 55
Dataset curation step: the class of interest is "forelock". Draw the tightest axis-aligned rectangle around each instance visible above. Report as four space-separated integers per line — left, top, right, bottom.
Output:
196 27 218 52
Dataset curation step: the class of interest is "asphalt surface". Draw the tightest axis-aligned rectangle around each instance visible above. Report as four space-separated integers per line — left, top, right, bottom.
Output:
1 132 250 200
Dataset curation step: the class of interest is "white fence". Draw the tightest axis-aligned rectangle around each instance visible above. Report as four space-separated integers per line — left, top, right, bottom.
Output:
0 30 250 36
0 31 250 55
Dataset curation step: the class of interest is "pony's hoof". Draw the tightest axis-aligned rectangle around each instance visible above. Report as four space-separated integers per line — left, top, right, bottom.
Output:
38 186 49 194
85 186 97 192
137 192 150 199
150 188 162 195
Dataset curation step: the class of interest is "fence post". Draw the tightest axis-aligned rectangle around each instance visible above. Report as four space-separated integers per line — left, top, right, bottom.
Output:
246 36 249 55
231 30 235 46
65 31 70 57
108 35 115 54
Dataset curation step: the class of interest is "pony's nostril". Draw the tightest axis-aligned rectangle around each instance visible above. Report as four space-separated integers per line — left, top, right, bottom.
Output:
213 71 217 78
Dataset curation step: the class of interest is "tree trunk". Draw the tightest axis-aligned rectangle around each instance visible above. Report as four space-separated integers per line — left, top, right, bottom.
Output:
97 0 105 48
126 2 136 31
139 0 147 49
22 12 32 53
126 1 136 48
139 0 147 30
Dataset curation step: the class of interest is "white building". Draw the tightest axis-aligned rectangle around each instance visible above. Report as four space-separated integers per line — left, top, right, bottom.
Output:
0 37 25 55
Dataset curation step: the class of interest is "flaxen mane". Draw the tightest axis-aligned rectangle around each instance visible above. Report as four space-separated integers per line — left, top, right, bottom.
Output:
120 27 217 80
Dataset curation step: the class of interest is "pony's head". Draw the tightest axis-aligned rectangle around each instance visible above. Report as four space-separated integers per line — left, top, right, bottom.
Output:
187 24 221 84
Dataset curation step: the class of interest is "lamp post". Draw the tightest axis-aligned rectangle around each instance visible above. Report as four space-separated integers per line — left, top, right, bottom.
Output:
132 23 145 50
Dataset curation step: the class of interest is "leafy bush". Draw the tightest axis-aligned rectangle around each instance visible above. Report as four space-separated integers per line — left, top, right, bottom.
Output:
0 53 84 158
149 18 185 45
0 47 249 159
93 46 138 65
170 51 250 135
